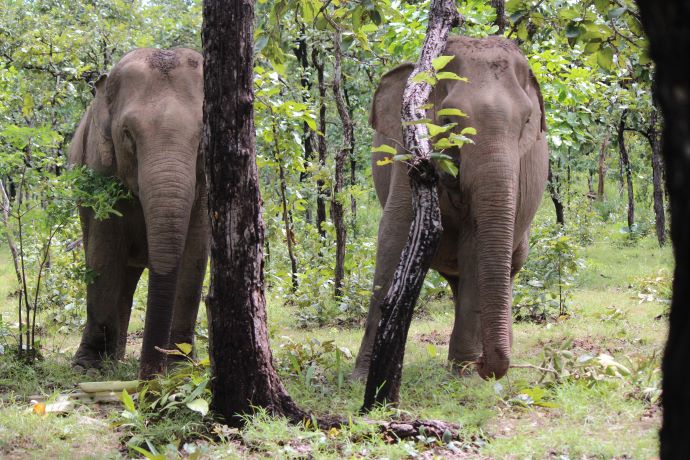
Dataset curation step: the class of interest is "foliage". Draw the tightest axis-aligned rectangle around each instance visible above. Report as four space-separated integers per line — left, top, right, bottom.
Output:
513 223 583 322
115 344 212 456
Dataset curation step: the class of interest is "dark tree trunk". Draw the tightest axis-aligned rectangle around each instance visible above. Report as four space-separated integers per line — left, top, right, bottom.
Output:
331 26 352 299
597 133 610 199
343 76 358 230
547 161 565 225
293 25 315 195
648 105 666 246
202 0 306 426
618 110 635 230
312 48 328 239
636 2 690 457
362 0 459 411
491 0 506 35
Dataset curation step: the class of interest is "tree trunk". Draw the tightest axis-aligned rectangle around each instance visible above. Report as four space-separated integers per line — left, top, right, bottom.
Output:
343 76 358 231
278 159 299 291
312 48 328 239
649 105 666 246
362 0 459 411
597 133 610 199
202 0 306 426
636 2 690 457
618 110 635 230
547 161 565 225
331 26 351 299
491 0 506 35
294 25 315 197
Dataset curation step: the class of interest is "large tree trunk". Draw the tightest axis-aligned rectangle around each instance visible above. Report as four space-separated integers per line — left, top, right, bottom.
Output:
202 0 306 426
597 133 610 199
362 0 459 411
312 48 328 239
331 26 351 299
618 110 635 230
648 105 666 246
636 1 690 457
491 0 506 35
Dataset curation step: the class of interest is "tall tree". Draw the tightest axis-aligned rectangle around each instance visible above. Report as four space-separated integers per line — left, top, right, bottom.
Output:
362 0 460 411
618 109 635 230
202 0 306 426
636 1 690 456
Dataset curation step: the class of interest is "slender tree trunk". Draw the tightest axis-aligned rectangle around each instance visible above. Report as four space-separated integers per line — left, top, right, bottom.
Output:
597 133 610 199
491 0 506 35
618 109 635 230
343 76 358 231
202 0 306 426
636 3 690 456
362 0 459 411
330 26 352 299
547 161 565 225
649 106 666 246
294 24 315 200
277 149 299 291
312 48 328 239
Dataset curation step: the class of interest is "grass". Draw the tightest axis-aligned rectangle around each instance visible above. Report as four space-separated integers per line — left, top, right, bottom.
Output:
0 208 670 458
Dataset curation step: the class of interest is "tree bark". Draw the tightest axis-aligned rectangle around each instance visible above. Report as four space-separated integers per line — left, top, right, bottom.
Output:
343 76 358 231
491 0 506 35
202 0 306 426
597 133 610 199
293 24 315 194
312 48 328 239
636 2 690 456
547 161 565 225
362 0 460 411
618 109 635 230
648 105 666 246
330 25 352 299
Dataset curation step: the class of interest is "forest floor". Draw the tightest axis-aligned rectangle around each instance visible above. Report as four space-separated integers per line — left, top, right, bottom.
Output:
0 223 670 459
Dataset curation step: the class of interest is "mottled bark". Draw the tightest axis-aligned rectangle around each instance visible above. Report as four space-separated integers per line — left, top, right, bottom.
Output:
293 24 315 193
618 110 635 230
331 26 351 299
636 2 690 456
202 0 306 426
343 77 358 229
312 48 328 239
597 133 610 199
491 0 506 35
362 0 460 411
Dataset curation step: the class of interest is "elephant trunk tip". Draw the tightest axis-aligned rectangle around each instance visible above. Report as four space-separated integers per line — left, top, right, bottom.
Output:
477 348 510 380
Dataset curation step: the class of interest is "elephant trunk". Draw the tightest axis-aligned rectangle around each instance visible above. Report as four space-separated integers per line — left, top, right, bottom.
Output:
137 144 197 378
471 142 518 380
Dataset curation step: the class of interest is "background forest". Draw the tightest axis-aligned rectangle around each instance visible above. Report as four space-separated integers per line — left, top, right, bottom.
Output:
0 0 671 458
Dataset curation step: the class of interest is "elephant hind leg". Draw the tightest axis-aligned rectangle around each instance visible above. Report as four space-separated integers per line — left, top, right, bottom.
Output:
115 266 144 361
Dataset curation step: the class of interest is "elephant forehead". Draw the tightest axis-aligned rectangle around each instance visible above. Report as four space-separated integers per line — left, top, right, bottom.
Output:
146 50 180 77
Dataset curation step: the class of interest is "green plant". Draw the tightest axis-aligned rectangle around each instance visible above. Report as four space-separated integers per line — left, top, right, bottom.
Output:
276 337 352 390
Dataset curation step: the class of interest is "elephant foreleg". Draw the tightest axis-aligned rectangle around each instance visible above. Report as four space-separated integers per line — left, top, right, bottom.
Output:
115 266 144 360
169 202 209 355
448 242 483 371
74 210 129 369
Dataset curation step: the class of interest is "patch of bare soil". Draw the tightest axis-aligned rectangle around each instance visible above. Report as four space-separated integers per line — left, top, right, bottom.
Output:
415 330 450 346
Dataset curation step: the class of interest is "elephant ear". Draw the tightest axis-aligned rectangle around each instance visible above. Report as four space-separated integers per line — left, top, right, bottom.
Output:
68 105 92 166
89 74 115 170
529 69 547 133
369 63 415 141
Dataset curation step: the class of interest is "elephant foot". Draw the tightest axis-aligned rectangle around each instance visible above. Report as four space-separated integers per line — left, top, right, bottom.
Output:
350 365 369 382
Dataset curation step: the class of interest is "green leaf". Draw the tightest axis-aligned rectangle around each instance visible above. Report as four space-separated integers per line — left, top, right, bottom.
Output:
436 71 468 81
376 157 393 166
437 108 468 117
437 158 459 177
130 445 165 460
186 398 209 416
411 71 437 85
608 7 626 19
372 144 397 155
120 389 136 413
431 55 454 71
426 122 456 137
460 127 477 135
176 343 193 355
596 47 615 71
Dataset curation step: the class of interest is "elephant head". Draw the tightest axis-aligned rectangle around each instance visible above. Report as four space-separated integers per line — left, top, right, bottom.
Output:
364 36 548 380
70 48 205 377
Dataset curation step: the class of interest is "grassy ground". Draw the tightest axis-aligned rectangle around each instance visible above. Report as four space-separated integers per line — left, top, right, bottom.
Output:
0 218 670 459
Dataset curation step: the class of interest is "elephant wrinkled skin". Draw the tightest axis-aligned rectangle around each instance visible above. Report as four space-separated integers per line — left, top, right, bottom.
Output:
353 36 549 380
69 48 208 379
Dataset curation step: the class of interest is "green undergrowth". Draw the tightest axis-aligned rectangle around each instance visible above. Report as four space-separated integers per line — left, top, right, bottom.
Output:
0 219 671 458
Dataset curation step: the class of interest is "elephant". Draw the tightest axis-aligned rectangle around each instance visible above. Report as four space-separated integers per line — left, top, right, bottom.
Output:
353 36 549 380
68 48 208 379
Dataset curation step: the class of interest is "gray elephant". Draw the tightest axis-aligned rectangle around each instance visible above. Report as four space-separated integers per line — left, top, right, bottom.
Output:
353 36 548 380
69 48 208 379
